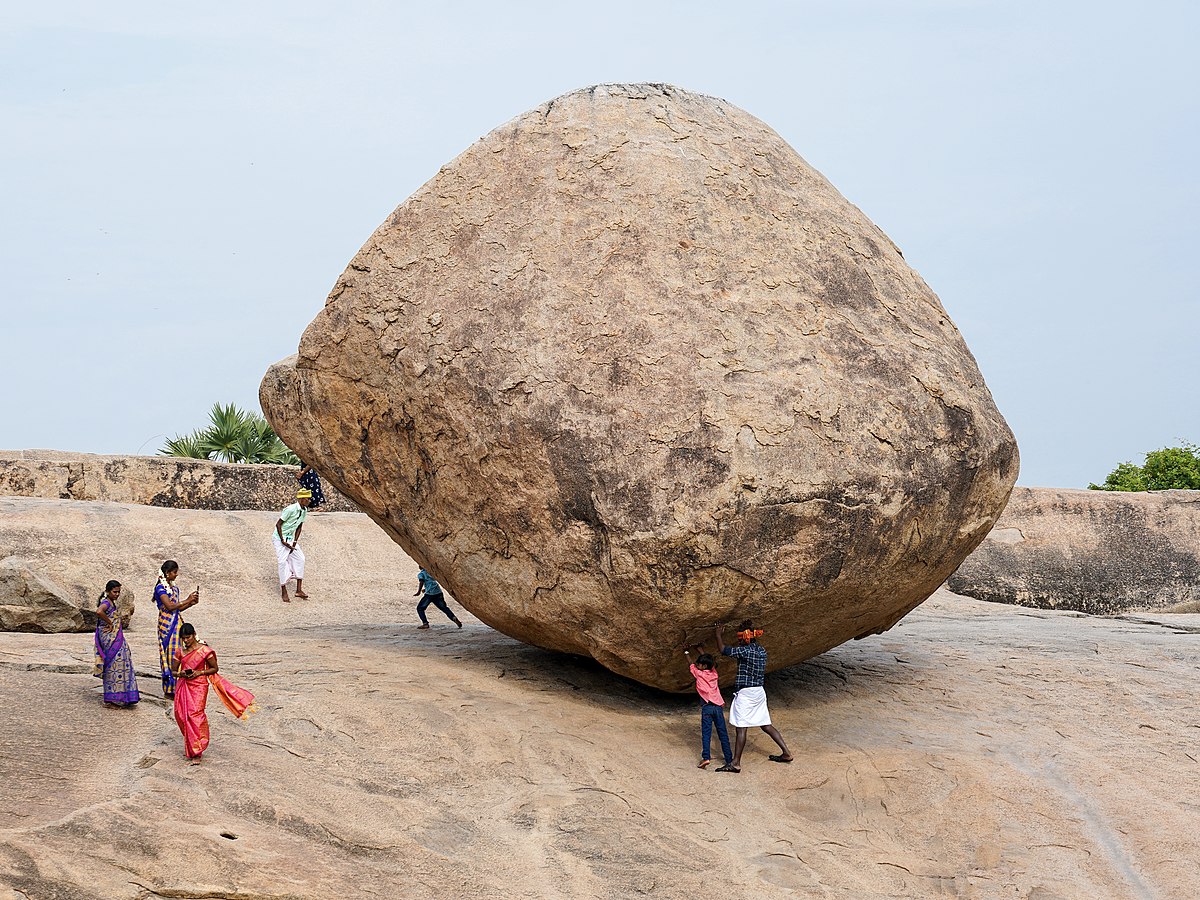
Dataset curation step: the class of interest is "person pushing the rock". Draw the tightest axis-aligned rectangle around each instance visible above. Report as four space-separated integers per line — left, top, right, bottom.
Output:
683 645 733 770
714 620 792 772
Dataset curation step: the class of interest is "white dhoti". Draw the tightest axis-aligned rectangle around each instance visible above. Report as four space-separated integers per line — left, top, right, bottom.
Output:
273 534 305 585
729 686 771 727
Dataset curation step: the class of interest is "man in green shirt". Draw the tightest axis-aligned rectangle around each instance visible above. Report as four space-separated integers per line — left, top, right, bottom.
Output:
274 489 312 602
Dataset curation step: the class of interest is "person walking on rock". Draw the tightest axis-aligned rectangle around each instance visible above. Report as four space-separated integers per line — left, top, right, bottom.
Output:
171 623 256 764
714 620 793 772
683 646 733 769
274 489 312 602
414 568 462 629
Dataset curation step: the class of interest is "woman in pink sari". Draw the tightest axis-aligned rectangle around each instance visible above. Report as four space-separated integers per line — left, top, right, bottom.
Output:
171 623 256 763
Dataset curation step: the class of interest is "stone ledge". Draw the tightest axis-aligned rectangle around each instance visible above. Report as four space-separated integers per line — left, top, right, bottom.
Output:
0 450 357 512
950 486 1200 614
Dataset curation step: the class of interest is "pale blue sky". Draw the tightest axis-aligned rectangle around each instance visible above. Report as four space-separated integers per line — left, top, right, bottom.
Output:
2 1 1196 487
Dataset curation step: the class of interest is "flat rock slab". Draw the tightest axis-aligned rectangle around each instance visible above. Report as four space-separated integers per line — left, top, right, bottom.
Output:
261 83 1017 690
3 589 1197 899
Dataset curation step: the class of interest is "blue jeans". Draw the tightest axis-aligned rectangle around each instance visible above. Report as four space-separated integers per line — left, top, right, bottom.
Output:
417 592 457 624
700 702 733 763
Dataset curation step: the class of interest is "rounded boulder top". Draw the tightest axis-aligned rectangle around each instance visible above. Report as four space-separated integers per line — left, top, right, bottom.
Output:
261 83 1018 691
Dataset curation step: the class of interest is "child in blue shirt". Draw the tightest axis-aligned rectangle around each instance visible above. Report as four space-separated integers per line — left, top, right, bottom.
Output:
414 569 463 629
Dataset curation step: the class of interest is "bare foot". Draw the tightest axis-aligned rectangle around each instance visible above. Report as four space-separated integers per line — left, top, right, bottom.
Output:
281 589 291 603
697 759 711 769
294 591 309 599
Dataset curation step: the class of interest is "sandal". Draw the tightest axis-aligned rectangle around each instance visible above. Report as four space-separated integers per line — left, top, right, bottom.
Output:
417 623 430 630
768 754 793 763
715 764 740 773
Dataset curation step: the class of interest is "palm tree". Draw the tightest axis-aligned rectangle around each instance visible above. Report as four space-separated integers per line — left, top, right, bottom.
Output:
160 433 208 459
199 403 249 463
159 403 299 465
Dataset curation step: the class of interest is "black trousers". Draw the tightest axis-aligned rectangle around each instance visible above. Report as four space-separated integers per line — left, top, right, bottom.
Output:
417 592 455 624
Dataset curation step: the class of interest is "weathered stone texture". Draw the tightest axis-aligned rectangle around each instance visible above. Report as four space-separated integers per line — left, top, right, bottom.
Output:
950 487 1200 614
0 450 356 512
261 83 1018 690
0 555 136 634
0 558 83 633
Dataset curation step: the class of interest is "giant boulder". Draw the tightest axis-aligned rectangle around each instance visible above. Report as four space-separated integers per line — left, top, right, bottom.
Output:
261 83 1018 691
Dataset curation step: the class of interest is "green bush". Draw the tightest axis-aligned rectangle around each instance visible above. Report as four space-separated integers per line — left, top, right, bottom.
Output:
160 403 299 466
1089 444 1200 491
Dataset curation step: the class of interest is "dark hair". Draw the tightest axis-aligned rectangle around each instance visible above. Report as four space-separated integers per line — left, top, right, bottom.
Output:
97 579 121 605
738 619 754 632
161 560 179 576
180 622 196 638
696 653 716 669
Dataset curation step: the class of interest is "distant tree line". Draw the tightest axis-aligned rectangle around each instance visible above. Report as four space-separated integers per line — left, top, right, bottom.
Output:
1090 444 1200 491
160 403 298 465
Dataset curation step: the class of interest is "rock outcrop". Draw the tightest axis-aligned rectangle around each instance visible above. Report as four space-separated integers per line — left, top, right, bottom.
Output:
0 555 135 633
949 487 1200 614
0 450 357 512
261 83 1018 691
0 496 417 634
0 557 84 633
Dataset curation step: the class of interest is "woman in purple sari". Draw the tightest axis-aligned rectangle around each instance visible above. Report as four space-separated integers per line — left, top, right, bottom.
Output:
92 580 139 707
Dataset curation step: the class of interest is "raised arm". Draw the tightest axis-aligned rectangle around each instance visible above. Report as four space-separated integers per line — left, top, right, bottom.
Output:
160 588 198 613
715 624 727 654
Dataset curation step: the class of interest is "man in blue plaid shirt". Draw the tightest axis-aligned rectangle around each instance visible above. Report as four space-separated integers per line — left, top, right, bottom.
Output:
715 620 792 772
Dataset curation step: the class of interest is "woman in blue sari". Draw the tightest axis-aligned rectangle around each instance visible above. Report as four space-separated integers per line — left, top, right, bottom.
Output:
93 580 139 707
154 560 199 699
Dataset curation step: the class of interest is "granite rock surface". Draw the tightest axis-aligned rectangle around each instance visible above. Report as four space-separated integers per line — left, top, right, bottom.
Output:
0 449 356 512
0 557 85 633
261 83 1018 690
950 487 1200 614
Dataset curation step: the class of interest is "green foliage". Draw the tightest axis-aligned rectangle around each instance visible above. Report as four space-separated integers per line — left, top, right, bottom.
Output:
159 403 299 466
159 432 208 460
1089 444 1200 491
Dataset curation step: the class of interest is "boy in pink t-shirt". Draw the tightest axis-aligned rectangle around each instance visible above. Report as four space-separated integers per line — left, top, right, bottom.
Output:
684 647 733 769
